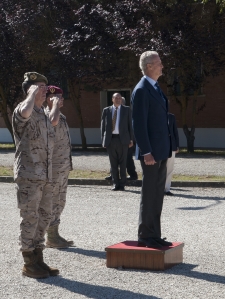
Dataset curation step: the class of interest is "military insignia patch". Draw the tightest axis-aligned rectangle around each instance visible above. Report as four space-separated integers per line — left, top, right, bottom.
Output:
30 74 37 80
49 87 55 93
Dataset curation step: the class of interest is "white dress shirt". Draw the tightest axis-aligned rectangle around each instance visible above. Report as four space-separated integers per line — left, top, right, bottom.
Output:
112 105 121 134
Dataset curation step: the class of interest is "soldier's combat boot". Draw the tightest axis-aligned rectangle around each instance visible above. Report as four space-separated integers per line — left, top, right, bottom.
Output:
46 225 69 249
55 224 74 246
57 226 74 246
59 236 74 246
33 248 59 276
22 251 49 279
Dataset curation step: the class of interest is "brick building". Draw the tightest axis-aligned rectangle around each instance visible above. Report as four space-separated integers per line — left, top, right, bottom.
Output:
0 74 225 148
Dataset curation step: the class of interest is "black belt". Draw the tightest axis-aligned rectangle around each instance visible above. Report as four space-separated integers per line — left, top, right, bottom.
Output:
112 134 120 137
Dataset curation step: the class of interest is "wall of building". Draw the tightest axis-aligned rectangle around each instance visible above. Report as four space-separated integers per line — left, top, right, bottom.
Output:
1 75 225 148
1 127 225 148
167 75 225 129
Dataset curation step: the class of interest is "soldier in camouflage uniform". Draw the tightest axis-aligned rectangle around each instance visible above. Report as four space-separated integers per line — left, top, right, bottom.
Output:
12 72 61 279
45 86 73 248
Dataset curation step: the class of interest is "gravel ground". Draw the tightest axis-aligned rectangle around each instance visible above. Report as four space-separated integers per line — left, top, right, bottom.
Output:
0 183 225 299
0 151 225 176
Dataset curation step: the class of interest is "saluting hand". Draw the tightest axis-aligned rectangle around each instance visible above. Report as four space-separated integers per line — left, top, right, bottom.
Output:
27 85 39 96
51 96 61 107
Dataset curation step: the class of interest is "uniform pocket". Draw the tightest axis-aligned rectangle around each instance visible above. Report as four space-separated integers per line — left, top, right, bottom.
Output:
16 185 28 210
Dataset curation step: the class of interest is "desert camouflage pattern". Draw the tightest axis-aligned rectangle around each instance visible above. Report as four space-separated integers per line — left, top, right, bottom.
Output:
51 111 73 172
50 168 70 226
12 104 55 181
16 178 54 251
45 109 73 226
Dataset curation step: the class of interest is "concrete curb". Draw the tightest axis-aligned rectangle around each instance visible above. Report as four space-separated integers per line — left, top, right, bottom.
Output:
0 176 224 188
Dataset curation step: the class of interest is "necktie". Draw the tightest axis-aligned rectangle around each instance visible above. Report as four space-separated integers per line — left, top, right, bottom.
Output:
155 82 165 102
112 107 118 132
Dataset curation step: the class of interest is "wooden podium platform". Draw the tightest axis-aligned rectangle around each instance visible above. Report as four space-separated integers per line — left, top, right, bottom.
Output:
105 240 184 271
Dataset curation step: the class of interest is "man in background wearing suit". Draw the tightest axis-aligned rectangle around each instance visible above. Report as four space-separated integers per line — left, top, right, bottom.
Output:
101 93 133 191
165 113 179 196
105 96 138 181
122 97 138 181
132 51 172 248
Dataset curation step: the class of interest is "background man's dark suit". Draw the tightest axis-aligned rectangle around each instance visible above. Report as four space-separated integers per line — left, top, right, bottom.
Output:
101 105 133 188
168 113 179 151
132 76 171 241
165 113 179 195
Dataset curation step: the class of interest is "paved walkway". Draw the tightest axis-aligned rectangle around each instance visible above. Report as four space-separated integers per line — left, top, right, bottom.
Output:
0 151 225 176
0 183 225 298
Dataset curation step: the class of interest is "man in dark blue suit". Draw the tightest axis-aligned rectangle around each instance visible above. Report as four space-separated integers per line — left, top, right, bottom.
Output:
131 51 172 248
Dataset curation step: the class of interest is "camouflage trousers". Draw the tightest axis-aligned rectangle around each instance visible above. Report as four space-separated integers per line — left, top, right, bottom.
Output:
15 178 54 252
49 168 70 227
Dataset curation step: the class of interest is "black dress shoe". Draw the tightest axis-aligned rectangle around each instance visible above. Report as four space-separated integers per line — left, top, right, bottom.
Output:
120 186 125 191
111 185 120 191
165 191 174 196
105 175 112 180
154 238 172 246
127 176 138 180
138 237 162 249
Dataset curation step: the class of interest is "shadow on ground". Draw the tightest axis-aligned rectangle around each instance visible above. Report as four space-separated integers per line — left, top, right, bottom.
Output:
39 278 158 299
39 262 224 298
115 263 225 285
59 247 106 259
167 263 225 284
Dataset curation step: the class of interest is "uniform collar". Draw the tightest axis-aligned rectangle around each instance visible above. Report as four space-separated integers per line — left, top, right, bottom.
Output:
34 105 44 113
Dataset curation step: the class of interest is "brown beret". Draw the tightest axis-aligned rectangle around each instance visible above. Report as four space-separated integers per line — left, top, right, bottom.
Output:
23 72 48 84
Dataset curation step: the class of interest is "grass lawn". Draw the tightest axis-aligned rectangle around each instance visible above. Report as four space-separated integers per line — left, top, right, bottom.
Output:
0 144 15 150
177 148 225 156
0 167 224 181
0 167 13 176
1 144 225 156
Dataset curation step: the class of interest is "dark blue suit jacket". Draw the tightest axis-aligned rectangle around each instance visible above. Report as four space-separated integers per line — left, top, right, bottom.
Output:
131 77 171 161
168 113 179 151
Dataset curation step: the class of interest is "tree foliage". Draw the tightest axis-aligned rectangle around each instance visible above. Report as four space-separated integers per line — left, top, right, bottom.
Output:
102 0 225 152
1 0 225 151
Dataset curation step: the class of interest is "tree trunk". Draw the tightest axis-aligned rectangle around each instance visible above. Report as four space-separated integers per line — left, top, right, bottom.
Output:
68 80 87 149
0 85 15 144
177 95 196 153
183 124 195 153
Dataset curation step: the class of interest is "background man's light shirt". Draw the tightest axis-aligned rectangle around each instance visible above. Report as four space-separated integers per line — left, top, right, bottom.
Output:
112 105 121 134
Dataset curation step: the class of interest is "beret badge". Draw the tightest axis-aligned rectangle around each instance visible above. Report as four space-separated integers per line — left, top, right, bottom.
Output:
49 87 55 93
30 73 37 80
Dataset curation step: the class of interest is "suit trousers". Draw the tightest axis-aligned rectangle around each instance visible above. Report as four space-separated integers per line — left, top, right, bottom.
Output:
165 151 176 192
107 136 128 187
50 168 70 227
138 159 167 239
126 146 137 177
108 146 137 178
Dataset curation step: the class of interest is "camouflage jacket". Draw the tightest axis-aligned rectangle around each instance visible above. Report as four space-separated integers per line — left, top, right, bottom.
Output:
12 104 55 181
45 108 73 173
